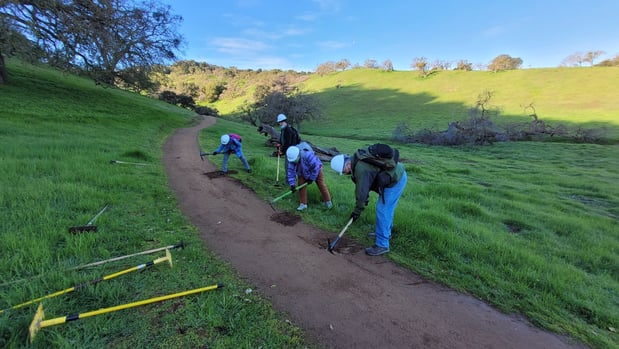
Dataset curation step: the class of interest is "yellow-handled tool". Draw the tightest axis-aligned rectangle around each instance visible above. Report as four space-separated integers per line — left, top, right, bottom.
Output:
29 282 224 342
2 250 173 315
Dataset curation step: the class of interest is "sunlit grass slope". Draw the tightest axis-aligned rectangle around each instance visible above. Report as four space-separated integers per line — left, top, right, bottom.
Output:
0 61 310 349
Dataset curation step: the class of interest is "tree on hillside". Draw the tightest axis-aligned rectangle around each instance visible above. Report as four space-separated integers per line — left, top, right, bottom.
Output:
488 54 522 72
454 60 473 71
561 52 583 67
364 59 378 69
315 61 336 75
0 0 183 87
240 78 321 129
382 59 394 71
335 59 350 71
411 57 428 77
583 50 605 66
595 54 619 67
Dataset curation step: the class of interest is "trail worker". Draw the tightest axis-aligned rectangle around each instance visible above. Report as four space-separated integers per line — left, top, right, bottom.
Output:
286 145 333 211
211 134 251 174
276 113 300 157
329 145 407 256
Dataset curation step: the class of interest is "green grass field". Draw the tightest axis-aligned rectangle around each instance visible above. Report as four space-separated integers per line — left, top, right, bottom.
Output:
2 60 618 349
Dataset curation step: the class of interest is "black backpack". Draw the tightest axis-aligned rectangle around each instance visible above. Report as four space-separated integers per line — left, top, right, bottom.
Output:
355 143 400 201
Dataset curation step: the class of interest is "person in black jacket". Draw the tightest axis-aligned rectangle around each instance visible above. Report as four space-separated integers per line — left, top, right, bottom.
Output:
276 113 300 157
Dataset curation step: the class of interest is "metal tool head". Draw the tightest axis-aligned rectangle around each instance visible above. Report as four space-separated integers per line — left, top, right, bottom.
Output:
29 303 44 343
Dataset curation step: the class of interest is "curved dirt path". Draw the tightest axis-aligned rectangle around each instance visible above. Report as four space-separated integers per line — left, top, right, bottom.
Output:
163 116 586 349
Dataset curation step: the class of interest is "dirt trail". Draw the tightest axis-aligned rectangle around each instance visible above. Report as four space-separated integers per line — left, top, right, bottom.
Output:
162 116 585 349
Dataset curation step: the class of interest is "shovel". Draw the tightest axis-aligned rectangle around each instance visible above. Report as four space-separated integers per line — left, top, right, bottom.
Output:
68 204 109 233
327 217 354 254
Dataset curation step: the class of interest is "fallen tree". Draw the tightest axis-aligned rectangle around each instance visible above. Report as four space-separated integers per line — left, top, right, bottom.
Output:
257 124 340 162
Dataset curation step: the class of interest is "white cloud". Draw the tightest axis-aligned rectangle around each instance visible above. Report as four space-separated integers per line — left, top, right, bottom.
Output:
211 37 270 55
317 40 350 50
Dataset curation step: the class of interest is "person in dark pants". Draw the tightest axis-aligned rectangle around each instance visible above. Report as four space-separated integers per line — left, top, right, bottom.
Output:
211 134 251 174
329 147 407 256
286 145 333 211
276 113 300 158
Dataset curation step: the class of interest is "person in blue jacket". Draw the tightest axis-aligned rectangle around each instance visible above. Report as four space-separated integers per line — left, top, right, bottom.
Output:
211 134 251 174
286 145 332 211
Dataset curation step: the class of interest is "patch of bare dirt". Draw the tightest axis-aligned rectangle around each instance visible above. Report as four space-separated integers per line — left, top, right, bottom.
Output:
162 116 587 349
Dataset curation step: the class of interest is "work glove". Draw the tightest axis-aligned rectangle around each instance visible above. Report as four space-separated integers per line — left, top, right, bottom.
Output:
212 151 218 155
290 185 296 193
350 212 360 222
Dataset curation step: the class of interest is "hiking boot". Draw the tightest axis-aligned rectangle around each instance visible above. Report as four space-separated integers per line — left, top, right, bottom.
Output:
246 169 252 173
367 232 376 238
325 201 333 209
296 203 308 211
365 245 389 256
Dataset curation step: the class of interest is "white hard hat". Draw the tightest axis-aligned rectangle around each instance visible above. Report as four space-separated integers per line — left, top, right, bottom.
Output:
330 154 346 175
286 146 300 163
276 114 287 123
220 134 230 145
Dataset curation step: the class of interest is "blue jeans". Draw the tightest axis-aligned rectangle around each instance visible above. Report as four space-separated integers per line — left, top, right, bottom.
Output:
222 151 250 172
374 171 407 249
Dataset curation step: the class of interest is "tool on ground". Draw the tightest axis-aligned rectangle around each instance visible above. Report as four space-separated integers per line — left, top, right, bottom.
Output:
68 204 109 234
2 250 173 315
269 182 308 204
29 282 224 342
109 160 150 166
69 241 185 270
327 217 354 254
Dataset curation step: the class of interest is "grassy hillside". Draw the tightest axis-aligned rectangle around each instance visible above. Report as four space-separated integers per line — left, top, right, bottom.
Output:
213 67 619 142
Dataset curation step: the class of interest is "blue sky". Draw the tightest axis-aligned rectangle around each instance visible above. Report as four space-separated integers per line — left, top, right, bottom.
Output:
161 0 619 72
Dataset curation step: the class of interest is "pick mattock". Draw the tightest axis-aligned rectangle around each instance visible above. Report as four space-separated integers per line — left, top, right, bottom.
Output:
29 282 224 342
327 217 354 254
1 250 173 315
68 204 109 234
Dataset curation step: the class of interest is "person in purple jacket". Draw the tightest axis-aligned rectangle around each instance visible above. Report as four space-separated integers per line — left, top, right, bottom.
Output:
285 145 332 211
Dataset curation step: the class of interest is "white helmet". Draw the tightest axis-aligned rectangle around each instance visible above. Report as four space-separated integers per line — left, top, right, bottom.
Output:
220 134 230 145
330 154 346 175
286 146 300 163
276 114 287 123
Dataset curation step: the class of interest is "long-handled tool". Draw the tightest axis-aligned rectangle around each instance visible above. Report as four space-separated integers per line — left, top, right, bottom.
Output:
269 182 308 204
275 151 281 184
1 242 185 287
200 150 210 161
327 217 354 254
2 250 173 315
110 160 151 166
29 282 224 342
69 241 185 270
68 204 109 234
